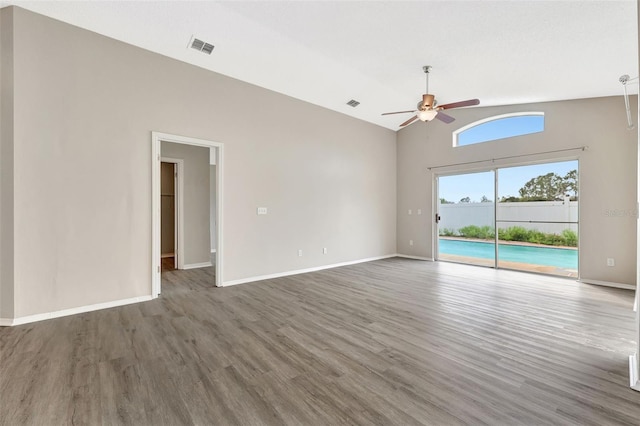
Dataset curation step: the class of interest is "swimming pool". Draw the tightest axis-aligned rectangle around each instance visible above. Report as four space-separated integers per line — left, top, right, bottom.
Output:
438 238 577 269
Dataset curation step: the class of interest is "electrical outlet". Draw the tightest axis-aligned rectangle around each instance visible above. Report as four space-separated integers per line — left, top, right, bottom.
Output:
408 209 412 215
257 207 268 215
323 248 328 254
298 249 303 257
607 258 615 267
417 209 422 215
409 240 414 246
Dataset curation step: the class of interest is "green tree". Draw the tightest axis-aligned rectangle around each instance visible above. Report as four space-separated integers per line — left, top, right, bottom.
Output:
563 170 578 198
500 196 521 203
459 196 471 203
517 169 577 201
480 195 492 203
440 198 454 204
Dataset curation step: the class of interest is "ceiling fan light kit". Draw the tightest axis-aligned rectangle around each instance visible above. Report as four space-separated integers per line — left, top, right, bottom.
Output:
382 65 480 127
417 109 438 121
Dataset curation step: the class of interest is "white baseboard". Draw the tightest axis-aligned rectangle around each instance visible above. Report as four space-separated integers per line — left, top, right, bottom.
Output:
210 249 216 253
396 254 435 261
0 295 154 327
183 261 212 270
223 254 397 287
630 353 640 391
578 278 635 290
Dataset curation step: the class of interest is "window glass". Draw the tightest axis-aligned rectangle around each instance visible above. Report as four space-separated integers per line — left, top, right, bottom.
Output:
455 113 544 147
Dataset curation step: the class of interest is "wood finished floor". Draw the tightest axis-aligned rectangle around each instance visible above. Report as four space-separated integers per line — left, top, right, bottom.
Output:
1 258 639 425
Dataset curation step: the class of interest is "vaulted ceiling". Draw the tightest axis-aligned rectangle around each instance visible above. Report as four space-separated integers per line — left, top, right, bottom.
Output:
2 1 638 130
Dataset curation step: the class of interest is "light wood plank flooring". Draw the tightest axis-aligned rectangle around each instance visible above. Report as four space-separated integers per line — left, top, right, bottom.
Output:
1 258 639 425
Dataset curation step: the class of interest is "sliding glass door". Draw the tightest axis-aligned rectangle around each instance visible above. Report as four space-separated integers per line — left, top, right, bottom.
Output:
437 171 495 267
496 162 578 277
436 160 579 277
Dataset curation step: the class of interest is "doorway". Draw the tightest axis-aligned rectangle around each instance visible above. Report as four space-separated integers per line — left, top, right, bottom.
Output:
152 132 224 296
160 159 182 271
436 159 579 277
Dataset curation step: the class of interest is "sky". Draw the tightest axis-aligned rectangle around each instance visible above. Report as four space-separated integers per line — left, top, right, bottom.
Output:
438 160 578 203
457 115 544 146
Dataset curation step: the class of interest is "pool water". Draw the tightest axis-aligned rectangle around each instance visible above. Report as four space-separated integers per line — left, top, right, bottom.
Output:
439 239 577 270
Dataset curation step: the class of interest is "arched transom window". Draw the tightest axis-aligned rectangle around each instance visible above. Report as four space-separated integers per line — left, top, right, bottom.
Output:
453 112 545 147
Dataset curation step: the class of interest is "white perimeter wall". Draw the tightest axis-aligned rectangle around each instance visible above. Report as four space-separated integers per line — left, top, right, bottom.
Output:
440 201 578 234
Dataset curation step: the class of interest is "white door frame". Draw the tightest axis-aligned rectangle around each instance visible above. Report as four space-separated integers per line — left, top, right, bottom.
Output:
152 132 224 296
160 157 184 269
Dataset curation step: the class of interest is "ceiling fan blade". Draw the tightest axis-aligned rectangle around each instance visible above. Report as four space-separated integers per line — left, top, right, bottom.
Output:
439 98 480 110
435 111 455 124
400 115 418 127
382 110 416 116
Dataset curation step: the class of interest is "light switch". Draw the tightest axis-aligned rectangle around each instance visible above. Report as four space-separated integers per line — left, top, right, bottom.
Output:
257 207 268 215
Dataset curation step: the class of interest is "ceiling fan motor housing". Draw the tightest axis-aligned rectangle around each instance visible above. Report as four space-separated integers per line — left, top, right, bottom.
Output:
419 94 436 110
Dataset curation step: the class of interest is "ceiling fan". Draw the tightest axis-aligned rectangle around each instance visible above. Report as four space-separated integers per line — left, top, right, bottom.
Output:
382 66 480 127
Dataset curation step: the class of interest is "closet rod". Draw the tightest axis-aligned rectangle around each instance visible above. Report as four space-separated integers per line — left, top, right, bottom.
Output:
426 146 587 171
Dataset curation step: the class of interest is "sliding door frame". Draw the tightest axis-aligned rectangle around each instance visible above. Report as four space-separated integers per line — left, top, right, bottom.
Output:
434 169 496 267
434 157 580 277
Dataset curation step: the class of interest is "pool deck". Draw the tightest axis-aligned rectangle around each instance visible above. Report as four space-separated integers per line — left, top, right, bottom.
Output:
438 237 578 278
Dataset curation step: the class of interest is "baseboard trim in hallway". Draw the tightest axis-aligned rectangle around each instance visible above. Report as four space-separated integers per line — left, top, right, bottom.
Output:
183 261 213 270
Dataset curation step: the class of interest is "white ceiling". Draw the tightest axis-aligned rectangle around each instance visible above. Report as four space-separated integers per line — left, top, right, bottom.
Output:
2 0 638 130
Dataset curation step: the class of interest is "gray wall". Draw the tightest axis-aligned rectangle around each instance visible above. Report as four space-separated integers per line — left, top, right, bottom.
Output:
161 142 211 266
635 0 639 380
0 7 14 319
398 96 638 285
0 7 396 319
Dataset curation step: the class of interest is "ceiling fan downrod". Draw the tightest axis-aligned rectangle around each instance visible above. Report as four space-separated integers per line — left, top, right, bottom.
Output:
423 65 432 94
